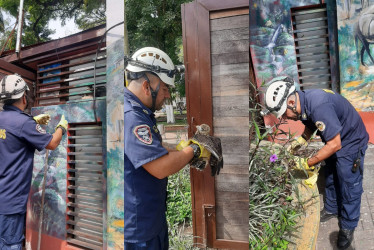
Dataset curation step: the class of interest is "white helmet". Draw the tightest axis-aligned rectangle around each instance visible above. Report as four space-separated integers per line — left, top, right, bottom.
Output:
264 77 296 118
126 47 176 87
0 74 29 101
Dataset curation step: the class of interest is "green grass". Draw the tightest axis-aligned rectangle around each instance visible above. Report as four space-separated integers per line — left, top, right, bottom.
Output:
167 167 199 249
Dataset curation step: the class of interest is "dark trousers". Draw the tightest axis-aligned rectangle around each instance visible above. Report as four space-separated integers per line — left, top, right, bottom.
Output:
124 223 169 250
324 147 366 230
0 213 25 250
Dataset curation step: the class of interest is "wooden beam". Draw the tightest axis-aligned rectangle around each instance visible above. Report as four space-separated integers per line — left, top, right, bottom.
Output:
0 59 35 81
1 25 105 63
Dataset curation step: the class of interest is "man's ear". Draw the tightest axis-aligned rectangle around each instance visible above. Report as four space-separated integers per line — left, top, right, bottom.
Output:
141 80 150 95
287 97 295 106
23 94 27 104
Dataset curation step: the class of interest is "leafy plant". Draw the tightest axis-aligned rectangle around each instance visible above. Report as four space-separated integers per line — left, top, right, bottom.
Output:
248 80 318 249
166 160 199 249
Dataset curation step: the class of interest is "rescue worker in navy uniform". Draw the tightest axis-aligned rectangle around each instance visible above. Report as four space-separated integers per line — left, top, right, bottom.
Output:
0 75 68 250
124 47 209 250
263 77 369 249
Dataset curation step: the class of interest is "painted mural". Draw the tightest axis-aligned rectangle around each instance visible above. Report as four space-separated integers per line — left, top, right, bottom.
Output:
250 0 320 90
105 1 125 247
337 0 374 111
27 100 105 240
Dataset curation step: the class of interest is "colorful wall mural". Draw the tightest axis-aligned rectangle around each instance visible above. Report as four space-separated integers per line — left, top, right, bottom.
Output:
337 0 374 111
27 100 106 245
249 0 338 90
250 0 318 89
105 0 125 248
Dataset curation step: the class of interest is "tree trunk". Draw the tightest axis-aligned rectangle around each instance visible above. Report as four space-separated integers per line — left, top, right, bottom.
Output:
165 104 175 123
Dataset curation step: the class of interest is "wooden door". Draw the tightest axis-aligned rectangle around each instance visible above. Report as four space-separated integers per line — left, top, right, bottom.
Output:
182 0 250 248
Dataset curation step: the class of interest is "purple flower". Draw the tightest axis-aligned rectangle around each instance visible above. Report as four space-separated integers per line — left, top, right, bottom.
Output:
270 154 278 162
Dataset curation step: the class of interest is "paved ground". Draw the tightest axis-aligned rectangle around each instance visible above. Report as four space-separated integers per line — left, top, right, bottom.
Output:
316 144 374 250
160 125 188 148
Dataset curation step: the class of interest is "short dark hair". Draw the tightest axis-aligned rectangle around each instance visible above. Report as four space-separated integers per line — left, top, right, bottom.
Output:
4 98 21 105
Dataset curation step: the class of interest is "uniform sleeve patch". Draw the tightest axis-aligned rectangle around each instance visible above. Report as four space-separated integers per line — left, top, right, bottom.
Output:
133 125 153 144
315 121 326 132
36 124 46 134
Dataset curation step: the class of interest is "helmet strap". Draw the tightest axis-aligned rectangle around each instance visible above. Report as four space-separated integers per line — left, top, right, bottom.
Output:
149 81 160 112
286 92 300 119
142 73 160 112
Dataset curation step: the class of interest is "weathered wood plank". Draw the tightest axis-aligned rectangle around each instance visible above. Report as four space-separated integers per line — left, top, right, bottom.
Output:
211 51 249 66
217 164 248 175
213 95 249 117
220 136 249 153
212 83 249 97
211 27 249 43
213 117 249 137
215 173 248 192
212 63 249 76
216 205 249 240
210 15 249 31
210 8 249 20
212 74 249 87
213 116 249 128
211 39 248 54
222 155 249 165
216 190 249 202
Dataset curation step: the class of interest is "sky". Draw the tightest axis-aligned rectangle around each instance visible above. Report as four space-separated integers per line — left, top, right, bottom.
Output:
48 18 81 39
1 10 81 41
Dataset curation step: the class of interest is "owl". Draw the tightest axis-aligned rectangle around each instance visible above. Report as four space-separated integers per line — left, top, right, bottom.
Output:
190 124 223 176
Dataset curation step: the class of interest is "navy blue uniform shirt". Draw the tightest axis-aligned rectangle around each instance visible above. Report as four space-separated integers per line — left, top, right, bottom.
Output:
124 88 168 243
298 89 369 157
0 105 52 214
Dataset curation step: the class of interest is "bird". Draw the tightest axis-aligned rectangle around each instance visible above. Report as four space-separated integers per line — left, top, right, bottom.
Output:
190 124 224 176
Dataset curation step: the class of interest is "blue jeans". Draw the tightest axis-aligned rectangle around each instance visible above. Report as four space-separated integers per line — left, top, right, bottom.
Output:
0 213 25 250
324 147 366 230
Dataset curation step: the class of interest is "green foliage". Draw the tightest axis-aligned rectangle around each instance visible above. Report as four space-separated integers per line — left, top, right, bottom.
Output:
249 118 301 249
125 0 192 97
249 80 305 249
0 10 4 32
166 167 191 226
166 167 198 249
0 0 105 49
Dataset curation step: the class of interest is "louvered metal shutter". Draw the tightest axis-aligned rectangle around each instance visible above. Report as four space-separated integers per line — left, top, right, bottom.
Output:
291 5 332 90
36 48 106 106
67 123 104 250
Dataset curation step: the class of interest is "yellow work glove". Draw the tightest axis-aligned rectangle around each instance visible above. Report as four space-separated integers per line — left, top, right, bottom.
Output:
287 136 308 154
33 114 51 125
190 139 211 158
176 139 210 159
304 166 321 187
176 140 191 151
305 171 318 188
55 115 68 135
291 156 314 171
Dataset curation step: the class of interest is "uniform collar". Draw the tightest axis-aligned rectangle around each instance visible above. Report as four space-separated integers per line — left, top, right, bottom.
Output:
3 104 23 113
124 88 154 117
297 90 308 120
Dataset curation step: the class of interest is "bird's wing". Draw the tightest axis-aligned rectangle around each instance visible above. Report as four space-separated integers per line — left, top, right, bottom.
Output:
192 134 222 161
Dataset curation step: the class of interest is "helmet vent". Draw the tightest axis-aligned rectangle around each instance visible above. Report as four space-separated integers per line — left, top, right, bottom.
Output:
162 58 167 64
